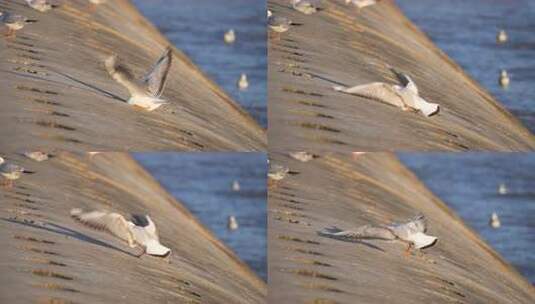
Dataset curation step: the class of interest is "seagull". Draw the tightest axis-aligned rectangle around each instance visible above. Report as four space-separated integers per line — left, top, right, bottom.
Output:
289 151 314 162
498 183 508 195
489 212 501 229
292 0 321 15
268 164 290 181
89 0 107 4
70 208 171 258
224 29 236 44
237 73 249 90
0 157 33 187
23 151 49 162
0 11 35 36
105 48 172 111
499 70 510 88
25 0 56 12
232 180 241 192
268 10 292 33
319 214 437 251
347 0 378 9
333 71 440 117
228 216 239 230
496 30 507 44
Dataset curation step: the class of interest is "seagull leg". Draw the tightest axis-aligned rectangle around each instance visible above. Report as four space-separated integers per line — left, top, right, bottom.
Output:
404 242 413 257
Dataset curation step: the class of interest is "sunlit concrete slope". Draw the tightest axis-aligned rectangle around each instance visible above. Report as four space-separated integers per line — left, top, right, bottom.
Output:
0 152 266 304
267 0 535 151
0 0 266 152
268 152 534 303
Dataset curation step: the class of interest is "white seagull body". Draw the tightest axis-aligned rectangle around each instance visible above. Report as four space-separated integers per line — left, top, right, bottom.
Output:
25 0 54 12
224 29 236 44
238 73 249 90
70 208 171 257
499 70 510 88
268 164 290 181
289 151 314 162
23 151 49 162
497 30 507 44
333 73 439 117
292 0 321 15
105 48 173 111
268 10 292 33
0 12 34 35
320 214 437 250
347 0 377 9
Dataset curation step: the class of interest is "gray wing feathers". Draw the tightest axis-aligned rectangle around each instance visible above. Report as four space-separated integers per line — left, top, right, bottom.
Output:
319 225 396 241
70 209 133 243
142 48 172 97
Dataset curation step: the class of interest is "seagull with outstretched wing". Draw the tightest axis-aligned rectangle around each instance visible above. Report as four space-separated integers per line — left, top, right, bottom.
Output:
105 48 172 111
319 214 437 250
333 71 439 117
71 208 171 258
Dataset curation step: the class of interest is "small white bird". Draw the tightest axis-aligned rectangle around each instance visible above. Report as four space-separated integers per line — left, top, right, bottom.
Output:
268 164 290 181
347 0 378 10
71 208 171 258
228 215 239 230
23 151 49 162
0 157 32 187
89 0 107 4
232 180 241 192
268 10 292 33
237 73 249 90
292 0 321 15
496 30 507 44
334 71 439 117
489 212 501 229
0 12 35 36
289 151 314 162
320 214 437 250
499 70 510 88
498 183 508 195
105 48 172 111
224 29 236 44
25 0 55 12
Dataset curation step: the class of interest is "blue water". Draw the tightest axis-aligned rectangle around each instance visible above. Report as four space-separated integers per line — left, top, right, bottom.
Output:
399 153 535 283
132 0 267 128
133 153 267 281
397 0 535 134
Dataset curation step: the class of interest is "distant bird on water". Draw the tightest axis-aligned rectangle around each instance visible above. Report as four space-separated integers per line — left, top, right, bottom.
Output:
71 208 171 258
499 70 510 88
0 157 33 188
228 216 239 230
0 12 35 36
333 71 440 117
105 48 172 111
232 180 241 192
319 214 437 251
25 0 56 12
489 212 501 229
292 0 321 15
496 29 507 44
498 183 508 195
224 29 236 44
237 73 249 90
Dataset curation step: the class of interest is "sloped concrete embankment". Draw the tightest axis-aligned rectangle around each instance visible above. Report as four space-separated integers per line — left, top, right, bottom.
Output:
0 152 266 304
268 152 534 303
268 0 535 151
0 0 266 152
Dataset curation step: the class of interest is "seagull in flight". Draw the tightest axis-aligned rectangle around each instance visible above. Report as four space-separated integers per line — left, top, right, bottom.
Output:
319 214 437 250
333 71 440 117
105 48 173 111
71 208 171 259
